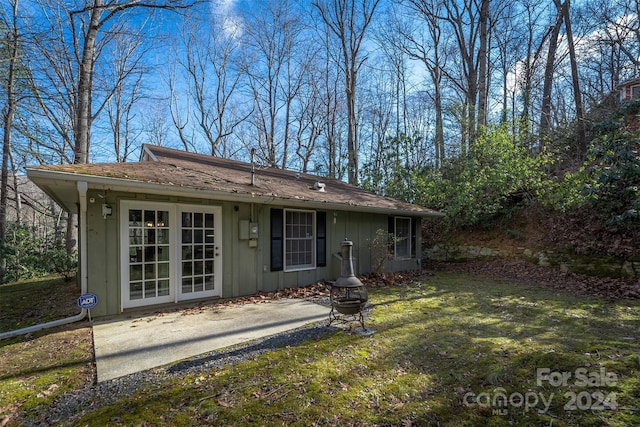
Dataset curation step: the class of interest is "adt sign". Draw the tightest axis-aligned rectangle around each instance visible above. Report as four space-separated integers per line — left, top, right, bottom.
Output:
77 293 98 309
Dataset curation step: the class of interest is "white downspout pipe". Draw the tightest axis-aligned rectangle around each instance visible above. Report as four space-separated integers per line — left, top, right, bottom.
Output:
0 181 89 340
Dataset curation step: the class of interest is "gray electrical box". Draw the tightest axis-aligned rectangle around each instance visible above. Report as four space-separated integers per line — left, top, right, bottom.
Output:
239 220 249 240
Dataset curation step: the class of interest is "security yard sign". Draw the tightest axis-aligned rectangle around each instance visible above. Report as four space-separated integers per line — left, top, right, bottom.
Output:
77 293 98 309
77 293 98 321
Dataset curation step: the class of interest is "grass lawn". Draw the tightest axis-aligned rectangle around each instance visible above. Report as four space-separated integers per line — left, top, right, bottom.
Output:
2 271 640 426
0 276 94 424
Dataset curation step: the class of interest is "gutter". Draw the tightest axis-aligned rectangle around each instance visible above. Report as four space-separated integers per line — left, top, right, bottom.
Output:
26 168 446 218
0 181 89 341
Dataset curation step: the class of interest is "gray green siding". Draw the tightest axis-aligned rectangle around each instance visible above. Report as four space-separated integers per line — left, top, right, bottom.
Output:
83 189 422 317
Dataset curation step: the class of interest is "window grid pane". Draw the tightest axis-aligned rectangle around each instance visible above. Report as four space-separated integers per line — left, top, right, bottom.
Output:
395 217 411 258
181 210 216 294
285 210 314 269
128 209 170 301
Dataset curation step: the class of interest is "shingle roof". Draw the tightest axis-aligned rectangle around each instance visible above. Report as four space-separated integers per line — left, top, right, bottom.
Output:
26 145 443 217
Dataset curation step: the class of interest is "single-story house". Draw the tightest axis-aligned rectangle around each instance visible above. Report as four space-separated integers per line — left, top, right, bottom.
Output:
26 145 443 317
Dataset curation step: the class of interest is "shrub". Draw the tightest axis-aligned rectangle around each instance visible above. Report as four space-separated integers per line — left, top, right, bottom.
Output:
418 124 550 227
1 223 77 283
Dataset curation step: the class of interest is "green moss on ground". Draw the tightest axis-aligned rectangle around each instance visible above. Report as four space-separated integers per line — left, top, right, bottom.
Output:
74 273 640 426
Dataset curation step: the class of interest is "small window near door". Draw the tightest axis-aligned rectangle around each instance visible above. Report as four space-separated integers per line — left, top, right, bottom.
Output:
394 217 411 259
388 216 417 259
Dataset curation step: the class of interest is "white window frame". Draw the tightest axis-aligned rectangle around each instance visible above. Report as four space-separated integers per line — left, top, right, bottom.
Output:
394 217 412 259
120 200 222 310
284 209 316 272
177 206 222 301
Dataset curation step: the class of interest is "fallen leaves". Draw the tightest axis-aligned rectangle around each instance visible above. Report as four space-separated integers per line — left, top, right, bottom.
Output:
218 283 332 306
37 384 59 398
431 259 639 301
174 282 332 316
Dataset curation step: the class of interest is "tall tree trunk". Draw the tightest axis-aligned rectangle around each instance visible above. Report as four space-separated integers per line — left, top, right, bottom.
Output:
346 65 358 184
476 0 489 131
9 150 21 227
66 214 77 255
1 0 20 282
562 0 587 159
73 2 102 165
433 66 444 169
314 0 381 185
539 0 564 146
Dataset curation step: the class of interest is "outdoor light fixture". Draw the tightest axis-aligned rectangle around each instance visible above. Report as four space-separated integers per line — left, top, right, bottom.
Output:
102 204 112 219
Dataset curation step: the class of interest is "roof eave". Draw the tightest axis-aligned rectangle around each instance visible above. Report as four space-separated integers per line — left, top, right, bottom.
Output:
25 168 445 218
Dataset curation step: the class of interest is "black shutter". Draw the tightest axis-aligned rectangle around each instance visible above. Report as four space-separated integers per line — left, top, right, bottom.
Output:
388 216 395 256
411 217 417 258
316 211 327 267
270 208 283 271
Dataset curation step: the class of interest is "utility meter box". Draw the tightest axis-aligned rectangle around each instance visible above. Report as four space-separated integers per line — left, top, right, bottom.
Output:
249 222 259 239
239 220 259 240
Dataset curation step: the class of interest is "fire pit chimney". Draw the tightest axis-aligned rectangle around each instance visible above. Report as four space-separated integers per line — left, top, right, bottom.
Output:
329 240 369 329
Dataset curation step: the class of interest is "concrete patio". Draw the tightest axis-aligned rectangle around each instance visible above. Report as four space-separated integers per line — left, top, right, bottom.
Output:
92 299 331 382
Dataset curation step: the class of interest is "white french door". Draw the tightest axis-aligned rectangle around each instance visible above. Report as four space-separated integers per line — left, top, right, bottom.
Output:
178 207 222 301
121 201 222 310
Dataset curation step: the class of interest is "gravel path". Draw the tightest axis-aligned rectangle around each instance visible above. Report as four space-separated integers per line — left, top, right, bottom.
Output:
24 293 377 427
27 320 338 426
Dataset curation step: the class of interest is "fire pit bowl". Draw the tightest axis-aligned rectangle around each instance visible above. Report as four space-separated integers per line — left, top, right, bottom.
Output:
329 240 369 329
333 299 365 315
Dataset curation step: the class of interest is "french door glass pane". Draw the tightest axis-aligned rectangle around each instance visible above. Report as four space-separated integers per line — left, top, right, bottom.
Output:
205 275 215 290
130 282 142 300
129 210 142 226
181 210 216 294
158 280 170 296
127 208 170 302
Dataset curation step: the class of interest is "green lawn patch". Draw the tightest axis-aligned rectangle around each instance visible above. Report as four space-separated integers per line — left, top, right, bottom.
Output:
0 276 93 424
0 275 80 332
71 272 640 426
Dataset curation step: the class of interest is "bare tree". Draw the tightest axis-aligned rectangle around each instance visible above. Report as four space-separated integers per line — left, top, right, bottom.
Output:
562 0 586 159
0 0 21 281
476 0 490 130
313 0 381 185
398 0 447 168
142 102 171 148
105 28 148 162
292 65 324 173
515 0 549 145
67 0 199 164
539 0 564 145
21 0 198 252
244 0 303 167
375 7 412 137
24 0 198 166
164 56 193 150
178 10 249 157
310 15 347 179
598 0 640 74
438 0 490 152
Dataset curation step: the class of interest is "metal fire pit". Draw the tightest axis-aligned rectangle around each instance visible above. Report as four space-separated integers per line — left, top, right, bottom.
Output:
329 240 368 330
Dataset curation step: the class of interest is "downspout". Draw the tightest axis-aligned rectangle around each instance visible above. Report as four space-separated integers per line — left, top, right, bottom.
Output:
0 181 89 340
